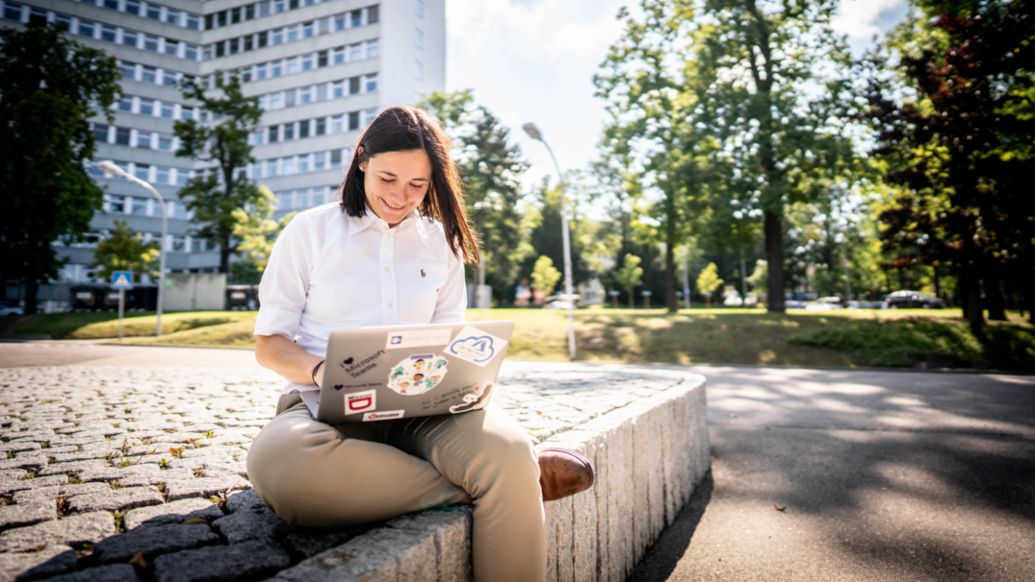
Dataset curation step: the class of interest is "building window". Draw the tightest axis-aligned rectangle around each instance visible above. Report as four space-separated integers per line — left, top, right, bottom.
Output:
368 5 379 24
93 123 110 144
115 127 131 145
348 112 360 131
138 98 154 116
364 73 378 93
415 28 423 50
140 65 157 84
135 130 152 149
119 61 136 80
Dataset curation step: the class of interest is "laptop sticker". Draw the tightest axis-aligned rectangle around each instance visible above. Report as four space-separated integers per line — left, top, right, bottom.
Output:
340 350 386 378
449 382 495 414
447 326 508 367
344 390 377 415
363 410 405 422
385 327 453 350
388 354 449 395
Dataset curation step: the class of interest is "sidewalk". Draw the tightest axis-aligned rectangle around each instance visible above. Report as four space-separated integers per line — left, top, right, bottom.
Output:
0 349 703 581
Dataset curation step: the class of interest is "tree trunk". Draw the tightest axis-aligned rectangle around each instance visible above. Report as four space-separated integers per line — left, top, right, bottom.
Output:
220 245 230 274
982 269 1007 321
960 267 985 335
664 242 677 314
24 278 39 316
764 209 785 312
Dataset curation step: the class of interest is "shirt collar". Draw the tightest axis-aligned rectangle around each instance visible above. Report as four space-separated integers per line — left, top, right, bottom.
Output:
348 205 423 237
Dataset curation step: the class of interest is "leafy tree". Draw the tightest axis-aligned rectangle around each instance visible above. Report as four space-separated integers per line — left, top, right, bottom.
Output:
747 259 768 299
419 91 529 300
175 72 263 274
695 0 859 312
93 221 159 282
614 254 644 308
523 181 592 288
230 186 296 284
597 1 860 314
0 24 121 313
696 262 724 305
595 2 721 313
531 255 561 298
865 1 1035 330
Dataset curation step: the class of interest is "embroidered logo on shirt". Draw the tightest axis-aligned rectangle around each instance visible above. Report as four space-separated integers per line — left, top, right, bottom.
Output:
420 269 426 278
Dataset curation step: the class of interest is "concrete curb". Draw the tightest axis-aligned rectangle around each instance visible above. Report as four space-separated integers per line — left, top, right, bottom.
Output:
273 371 710 581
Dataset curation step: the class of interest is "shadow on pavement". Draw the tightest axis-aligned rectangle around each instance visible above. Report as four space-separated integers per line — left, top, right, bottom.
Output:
628 471 714 582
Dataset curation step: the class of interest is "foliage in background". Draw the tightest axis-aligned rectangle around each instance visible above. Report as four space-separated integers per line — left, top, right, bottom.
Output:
419 90 530 301
93 221 159 282
613 254 644 308
0 24 121 314
230 186 295 284
696 262 723 305
175 72 264 274
531 256 562 298
596 0 862 313
865 0 1035 331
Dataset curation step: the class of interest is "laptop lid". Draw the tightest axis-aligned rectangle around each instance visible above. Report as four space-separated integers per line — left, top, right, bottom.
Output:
317 320 513 423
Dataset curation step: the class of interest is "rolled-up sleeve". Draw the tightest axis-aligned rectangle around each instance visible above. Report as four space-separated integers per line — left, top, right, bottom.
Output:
430 248 467 324
254 216 310 340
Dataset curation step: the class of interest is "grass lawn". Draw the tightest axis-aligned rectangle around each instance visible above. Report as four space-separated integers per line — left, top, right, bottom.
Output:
3 307 1032 371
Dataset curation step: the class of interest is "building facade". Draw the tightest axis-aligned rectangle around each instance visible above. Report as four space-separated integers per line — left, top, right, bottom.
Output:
2 0 444 282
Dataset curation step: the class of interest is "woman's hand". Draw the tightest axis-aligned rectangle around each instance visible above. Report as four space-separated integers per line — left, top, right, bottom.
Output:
255 334 325 387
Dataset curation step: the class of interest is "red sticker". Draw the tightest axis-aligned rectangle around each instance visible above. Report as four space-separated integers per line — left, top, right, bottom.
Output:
345 390 377 415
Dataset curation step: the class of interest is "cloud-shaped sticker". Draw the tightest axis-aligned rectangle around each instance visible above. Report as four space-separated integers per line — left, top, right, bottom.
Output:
448 335 496 364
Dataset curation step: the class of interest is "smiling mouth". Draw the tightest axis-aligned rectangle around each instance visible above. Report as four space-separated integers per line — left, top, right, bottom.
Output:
380 197 406 211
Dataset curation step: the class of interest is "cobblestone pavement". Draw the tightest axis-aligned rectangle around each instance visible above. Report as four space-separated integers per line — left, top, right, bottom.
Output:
0 362 683 581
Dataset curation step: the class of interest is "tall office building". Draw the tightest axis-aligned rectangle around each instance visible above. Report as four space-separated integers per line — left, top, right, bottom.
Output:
2 0 444 283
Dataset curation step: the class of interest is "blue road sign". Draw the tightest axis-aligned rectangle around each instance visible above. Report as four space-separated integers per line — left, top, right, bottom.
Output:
111 271 134 290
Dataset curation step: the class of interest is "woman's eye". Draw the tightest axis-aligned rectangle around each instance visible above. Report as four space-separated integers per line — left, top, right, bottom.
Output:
379 177 396 184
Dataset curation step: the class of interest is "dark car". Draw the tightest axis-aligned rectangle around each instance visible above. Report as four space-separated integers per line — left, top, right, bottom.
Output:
883 290 945 309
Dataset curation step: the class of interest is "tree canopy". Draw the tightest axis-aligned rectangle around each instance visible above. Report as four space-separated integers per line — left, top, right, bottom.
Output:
0 24 121 313
175 72 264 274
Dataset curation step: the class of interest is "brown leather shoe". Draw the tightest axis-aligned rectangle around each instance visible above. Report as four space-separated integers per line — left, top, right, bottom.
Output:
538 448 595 501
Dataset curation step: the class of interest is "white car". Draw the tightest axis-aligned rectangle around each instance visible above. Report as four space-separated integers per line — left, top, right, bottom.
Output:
0 301 24 316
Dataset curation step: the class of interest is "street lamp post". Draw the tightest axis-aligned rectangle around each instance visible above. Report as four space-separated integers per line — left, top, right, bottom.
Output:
522 123 576 360
97 161 167 336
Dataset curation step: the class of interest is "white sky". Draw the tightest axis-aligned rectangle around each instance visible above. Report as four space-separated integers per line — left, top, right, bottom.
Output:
444 0 909 191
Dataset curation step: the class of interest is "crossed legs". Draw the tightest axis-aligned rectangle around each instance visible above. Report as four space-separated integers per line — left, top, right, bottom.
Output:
247 402 547 582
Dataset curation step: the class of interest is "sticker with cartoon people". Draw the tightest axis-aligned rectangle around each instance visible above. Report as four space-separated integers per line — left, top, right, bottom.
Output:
387 353 449 395
449 381 494 414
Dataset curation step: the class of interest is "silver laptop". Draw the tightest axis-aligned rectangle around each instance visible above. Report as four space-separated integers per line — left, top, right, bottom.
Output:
313 320 513 423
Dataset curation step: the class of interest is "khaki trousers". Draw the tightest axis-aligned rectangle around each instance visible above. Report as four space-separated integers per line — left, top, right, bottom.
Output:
246 394 547 582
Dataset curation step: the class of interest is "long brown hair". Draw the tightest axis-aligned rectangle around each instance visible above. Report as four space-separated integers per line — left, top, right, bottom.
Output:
339 106 480 264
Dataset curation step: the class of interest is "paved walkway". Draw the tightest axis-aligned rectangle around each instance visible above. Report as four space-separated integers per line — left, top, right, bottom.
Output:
631 366 1035 581
0 342 687 581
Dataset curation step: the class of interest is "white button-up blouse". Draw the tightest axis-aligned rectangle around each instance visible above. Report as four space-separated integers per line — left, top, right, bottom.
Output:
254 202 467 392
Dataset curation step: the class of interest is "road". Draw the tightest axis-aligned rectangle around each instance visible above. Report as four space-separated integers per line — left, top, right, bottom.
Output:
3 340 1034 580
633 365 1035 581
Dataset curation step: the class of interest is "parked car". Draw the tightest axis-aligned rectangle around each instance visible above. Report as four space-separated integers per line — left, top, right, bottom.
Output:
0 300 23 316
806 296 845 310
883 290 945 309
544 293 581 310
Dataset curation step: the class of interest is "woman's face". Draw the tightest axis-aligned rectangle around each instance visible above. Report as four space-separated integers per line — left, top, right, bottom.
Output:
359 149 432 227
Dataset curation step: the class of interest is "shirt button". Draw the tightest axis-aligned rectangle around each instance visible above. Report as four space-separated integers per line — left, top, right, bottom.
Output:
384 266 390 272
386 302 394 308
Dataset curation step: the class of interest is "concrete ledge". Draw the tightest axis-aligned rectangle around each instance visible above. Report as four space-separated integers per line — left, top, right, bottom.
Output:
274 369 710 581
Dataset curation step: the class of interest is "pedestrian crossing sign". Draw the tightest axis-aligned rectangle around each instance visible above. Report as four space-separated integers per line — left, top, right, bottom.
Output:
111 271 134 290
